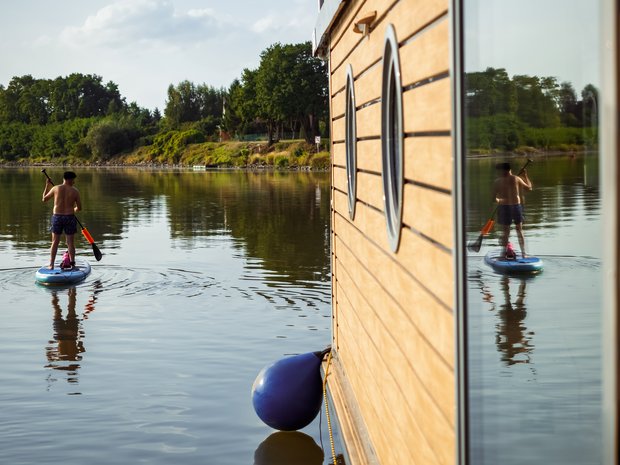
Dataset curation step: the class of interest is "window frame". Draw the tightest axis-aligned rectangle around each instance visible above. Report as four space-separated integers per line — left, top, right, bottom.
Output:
381 24 405 253
345 64 357 220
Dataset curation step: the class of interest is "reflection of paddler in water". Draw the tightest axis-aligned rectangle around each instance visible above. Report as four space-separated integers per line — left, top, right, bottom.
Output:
45 281 102 384
495 275 534 366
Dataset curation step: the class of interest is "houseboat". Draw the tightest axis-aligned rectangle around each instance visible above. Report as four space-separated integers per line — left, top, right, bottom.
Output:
313 0 618 464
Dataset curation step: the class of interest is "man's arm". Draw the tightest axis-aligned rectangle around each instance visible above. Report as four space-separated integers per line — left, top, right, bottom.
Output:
42 181 55 202
518 170 532 191
74 190 82 212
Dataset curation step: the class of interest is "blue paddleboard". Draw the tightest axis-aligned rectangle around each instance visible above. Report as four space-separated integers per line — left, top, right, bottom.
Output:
35 260 91 285
484 250 543 274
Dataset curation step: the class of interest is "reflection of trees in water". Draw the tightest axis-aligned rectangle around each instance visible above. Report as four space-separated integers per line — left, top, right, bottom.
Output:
465 154 600 235
45 281 102 389
2 169 330 284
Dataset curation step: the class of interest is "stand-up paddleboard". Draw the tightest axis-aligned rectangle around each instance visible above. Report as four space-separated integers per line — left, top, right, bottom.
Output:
484 250 543 274
35 260 91 285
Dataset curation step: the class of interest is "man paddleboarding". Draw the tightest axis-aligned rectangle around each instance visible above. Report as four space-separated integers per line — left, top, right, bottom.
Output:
493 162 532 258
42 171 82 269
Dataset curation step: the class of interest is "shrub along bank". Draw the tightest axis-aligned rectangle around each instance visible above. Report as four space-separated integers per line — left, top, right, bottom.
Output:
2 137 331 170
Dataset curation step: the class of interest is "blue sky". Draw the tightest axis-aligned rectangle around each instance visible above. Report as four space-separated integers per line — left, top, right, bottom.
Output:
0 0 318 111
465 0 600 93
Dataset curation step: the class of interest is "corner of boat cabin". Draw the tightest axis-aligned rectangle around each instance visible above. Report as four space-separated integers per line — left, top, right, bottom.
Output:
314 0 619 464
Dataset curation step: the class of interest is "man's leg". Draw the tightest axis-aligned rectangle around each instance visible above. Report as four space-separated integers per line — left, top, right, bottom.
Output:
49 233 61 269
516 223 526 257
66 234 76 266
501 225 510 253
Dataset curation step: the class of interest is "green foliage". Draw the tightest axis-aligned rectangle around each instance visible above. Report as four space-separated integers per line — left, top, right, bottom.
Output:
275 154 289 168
164 81 225 132
0 122 35 160
85 116 142 160
466 67 599 152
254 42 328 144
310 152 330 170
223 43 328 144
150 129 206 163
0 41 330 166
0 73 123 124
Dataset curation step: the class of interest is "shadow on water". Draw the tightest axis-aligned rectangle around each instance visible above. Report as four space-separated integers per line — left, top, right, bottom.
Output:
44 281 103 393
254 431 324 465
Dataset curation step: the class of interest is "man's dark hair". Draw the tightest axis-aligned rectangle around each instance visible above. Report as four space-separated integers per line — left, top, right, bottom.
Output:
63 171 77 180
495 162 511 172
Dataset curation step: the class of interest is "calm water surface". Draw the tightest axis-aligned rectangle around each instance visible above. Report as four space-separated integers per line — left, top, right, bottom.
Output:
466 154 602 464
0 168 337 465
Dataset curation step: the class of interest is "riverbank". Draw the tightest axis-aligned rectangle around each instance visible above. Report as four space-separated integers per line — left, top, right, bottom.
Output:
0 139 331 171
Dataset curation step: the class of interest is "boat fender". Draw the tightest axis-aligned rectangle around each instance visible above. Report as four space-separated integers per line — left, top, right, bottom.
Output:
251 349 328 431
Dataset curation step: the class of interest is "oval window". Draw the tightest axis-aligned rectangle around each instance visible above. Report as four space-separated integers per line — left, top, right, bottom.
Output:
381 24 404 252
345 64 357 219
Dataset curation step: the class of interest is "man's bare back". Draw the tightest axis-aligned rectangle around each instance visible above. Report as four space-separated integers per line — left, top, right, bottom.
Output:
493 172 531 206
43 183 82 214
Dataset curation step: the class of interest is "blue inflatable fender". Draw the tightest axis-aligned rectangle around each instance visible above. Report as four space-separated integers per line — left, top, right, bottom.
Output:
251 349 329 431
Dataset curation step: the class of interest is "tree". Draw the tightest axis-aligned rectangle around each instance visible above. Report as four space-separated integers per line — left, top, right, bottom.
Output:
255 42 328 144
557 82 580 127
163 81 225 136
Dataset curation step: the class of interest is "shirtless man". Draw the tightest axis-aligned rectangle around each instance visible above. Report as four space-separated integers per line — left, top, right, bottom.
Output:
42 171 82 269
493 162 532 258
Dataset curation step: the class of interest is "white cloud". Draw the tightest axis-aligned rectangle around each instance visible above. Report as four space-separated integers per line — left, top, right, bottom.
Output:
251 16 275 34
2 0 318 110
59 0 221 50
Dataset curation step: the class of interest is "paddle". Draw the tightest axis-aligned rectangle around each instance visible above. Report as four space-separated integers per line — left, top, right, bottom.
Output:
467 158 533 253
41 169 103 261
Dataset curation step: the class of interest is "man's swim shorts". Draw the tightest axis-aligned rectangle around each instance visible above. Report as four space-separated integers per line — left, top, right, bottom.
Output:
50 214 78 235
497 204 524 226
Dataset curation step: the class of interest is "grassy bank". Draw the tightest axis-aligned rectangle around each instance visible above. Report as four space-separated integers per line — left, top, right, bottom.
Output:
0 139 331 170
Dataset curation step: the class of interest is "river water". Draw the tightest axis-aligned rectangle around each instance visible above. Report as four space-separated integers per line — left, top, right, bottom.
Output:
465 153 603 464
0 156 604 464
0 168 337 465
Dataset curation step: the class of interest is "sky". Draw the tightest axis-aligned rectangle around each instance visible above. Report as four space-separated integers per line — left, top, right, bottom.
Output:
465 0 601 93
0 0 318 111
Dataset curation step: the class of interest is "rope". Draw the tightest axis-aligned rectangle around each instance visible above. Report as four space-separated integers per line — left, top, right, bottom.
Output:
322 349 337 465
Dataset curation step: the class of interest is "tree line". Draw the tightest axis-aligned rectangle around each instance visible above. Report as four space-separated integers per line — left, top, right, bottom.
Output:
0 41 328 162
465 67 598 153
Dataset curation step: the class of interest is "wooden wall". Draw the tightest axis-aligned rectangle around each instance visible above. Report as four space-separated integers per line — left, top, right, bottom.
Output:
327 0 455 464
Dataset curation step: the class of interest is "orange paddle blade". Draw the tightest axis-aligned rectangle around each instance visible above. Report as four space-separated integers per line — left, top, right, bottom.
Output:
481 219 495 235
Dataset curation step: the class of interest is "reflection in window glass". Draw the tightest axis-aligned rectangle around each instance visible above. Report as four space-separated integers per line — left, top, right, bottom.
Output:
462 1 603 464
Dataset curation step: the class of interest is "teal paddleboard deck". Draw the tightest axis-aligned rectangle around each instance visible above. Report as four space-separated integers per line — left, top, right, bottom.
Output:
484 250 543 274
35 260 91 285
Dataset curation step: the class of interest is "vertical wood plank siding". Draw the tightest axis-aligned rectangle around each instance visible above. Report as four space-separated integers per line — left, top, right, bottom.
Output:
327 0 455 464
